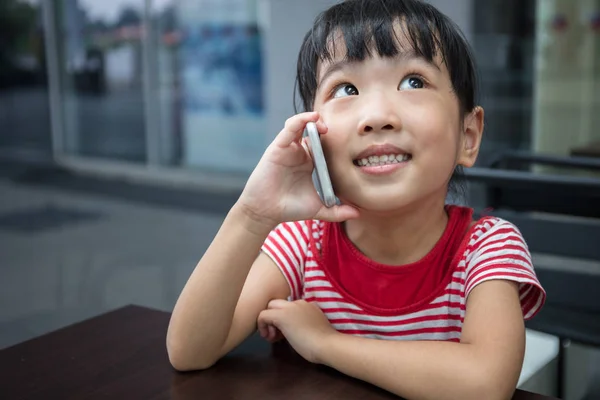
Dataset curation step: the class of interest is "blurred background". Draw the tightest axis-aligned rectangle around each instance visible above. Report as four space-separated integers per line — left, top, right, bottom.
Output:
0 0 599 399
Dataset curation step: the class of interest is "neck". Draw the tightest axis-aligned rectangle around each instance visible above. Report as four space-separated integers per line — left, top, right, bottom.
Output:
344 196 450 266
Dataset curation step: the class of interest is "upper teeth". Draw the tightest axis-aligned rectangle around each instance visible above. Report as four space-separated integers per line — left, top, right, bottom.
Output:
357 154 410 166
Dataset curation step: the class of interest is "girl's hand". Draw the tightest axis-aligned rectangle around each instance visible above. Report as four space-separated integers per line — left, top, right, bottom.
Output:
237 112 359 229
257 299 339 364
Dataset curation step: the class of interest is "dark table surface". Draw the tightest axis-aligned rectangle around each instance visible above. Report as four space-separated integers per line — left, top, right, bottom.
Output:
0 305 558 400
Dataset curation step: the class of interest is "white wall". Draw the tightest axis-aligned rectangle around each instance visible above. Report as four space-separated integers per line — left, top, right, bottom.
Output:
262 0 341 140
532 0 600 160
426 0 474 43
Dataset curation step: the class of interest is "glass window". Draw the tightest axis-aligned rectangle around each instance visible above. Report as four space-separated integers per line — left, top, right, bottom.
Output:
150 0 267 173
470 0 600 218
473 0 538 165
0 0 52 157
532 0 600 166
473 0 600 170
55 0 147 162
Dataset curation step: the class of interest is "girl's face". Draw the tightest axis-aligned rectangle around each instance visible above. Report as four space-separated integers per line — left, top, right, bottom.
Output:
312 37 483 213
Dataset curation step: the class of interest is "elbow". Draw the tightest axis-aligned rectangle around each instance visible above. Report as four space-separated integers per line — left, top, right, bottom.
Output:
169 357 215 373
166 335 217 372
465 370 516 400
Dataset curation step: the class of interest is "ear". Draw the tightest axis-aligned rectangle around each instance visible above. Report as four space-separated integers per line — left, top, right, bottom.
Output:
457 106 484 168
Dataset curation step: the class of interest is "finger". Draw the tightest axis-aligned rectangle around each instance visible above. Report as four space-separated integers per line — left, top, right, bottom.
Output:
267 299 292 309
315 119 328 135
274 112 320 148
257 309 279 332
267 325 276 341
301 121 328 153
301 137 312 159
258 321 268 338
315 204 361 222
268 328 284 344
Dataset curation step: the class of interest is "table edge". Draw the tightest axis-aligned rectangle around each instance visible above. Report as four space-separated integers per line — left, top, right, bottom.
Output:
0 304 169 352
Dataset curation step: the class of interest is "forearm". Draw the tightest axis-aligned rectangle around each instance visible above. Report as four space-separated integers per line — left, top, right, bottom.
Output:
167 203 273 369
320 334 516 400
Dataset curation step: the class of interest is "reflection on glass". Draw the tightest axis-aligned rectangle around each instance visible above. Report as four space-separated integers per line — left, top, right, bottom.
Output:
532 0 600 172
149 0 181 165
57 0 146 162
472 0 600 179
0 0 51 155
151 0 267 173
473 0 537 167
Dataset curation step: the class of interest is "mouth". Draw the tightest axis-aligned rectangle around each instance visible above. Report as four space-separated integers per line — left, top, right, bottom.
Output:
352 143 413 167
353 153 412 167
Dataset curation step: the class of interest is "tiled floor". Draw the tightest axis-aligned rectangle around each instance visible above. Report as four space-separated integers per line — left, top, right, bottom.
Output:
0 178 225 349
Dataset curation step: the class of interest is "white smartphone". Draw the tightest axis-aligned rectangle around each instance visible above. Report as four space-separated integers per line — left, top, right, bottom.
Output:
304 122 337 208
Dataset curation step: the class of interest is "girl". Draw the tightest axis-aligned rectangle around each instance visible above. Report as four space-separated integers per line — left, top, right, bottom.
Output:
167 1 546 399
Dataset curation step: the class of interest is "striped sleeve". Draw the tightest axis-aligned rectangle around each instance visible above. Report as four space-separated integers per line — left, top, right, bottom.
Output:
465 218 546 320
260 221 311 300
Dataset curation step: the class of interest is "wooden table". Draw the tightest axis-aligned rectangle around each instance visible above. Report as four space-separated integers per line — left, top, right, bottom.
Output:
0 306 558 399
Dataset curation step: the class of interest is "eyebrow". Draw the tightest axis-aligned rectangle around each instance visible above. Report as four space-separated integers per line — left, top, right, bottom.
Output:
317 49 441 88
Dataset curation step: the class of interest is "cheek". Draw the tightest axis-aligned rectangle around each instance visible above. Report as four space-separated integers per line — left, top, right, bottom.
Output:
404 102 462 174
320 131 349 189
318 111 348 160
318 99 356 131
406 100 459 146
320 133 343 164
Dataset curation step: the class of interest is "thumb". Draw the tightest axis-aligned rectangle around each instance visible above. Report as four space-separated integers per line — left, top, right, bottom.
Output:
315 204 360 222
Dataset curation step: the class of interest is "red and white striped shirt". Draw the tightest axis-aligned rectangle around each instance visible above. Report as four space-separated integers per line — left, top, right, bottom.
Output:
261 206 545 342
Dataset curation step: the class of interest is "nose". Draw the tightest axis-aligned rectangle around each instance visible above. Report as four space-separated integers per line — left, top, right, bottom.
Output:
357 91 402 134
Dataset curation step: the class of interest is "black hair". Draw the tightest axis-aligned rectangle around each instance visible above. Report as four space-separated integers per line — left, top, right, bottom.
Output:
293 0 478 203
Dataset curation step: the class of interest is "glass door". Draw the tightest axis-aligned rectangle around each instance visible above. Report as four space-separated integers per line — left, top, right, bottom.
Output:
0 0 52 159
54 0 147 163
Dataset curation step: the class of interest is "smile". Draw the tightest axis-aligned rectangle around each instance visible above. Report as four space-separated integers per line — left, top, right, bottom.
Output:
353 153 412 167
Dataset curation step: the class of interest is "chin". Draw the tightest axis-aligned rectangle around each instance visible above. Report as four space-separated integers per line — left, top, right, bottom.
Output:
339 189 415 214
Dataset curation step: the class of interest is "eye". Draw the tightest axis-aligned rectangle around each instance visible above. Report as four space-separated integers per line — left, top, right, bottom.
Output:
399 76 425 90
333 84 359 98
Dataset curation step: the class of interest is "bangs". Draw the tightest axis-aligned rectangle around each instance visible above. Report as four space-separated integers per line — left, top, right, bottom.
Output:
317 9 440 65
296 0 477 113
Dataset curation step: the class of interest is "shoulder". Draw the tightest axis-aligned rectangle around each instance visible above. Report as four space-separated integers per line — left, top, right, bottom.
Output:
464 215 532 276
267 220 314 243
262 219 325 257
462 215 546 319
466 215 529 255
